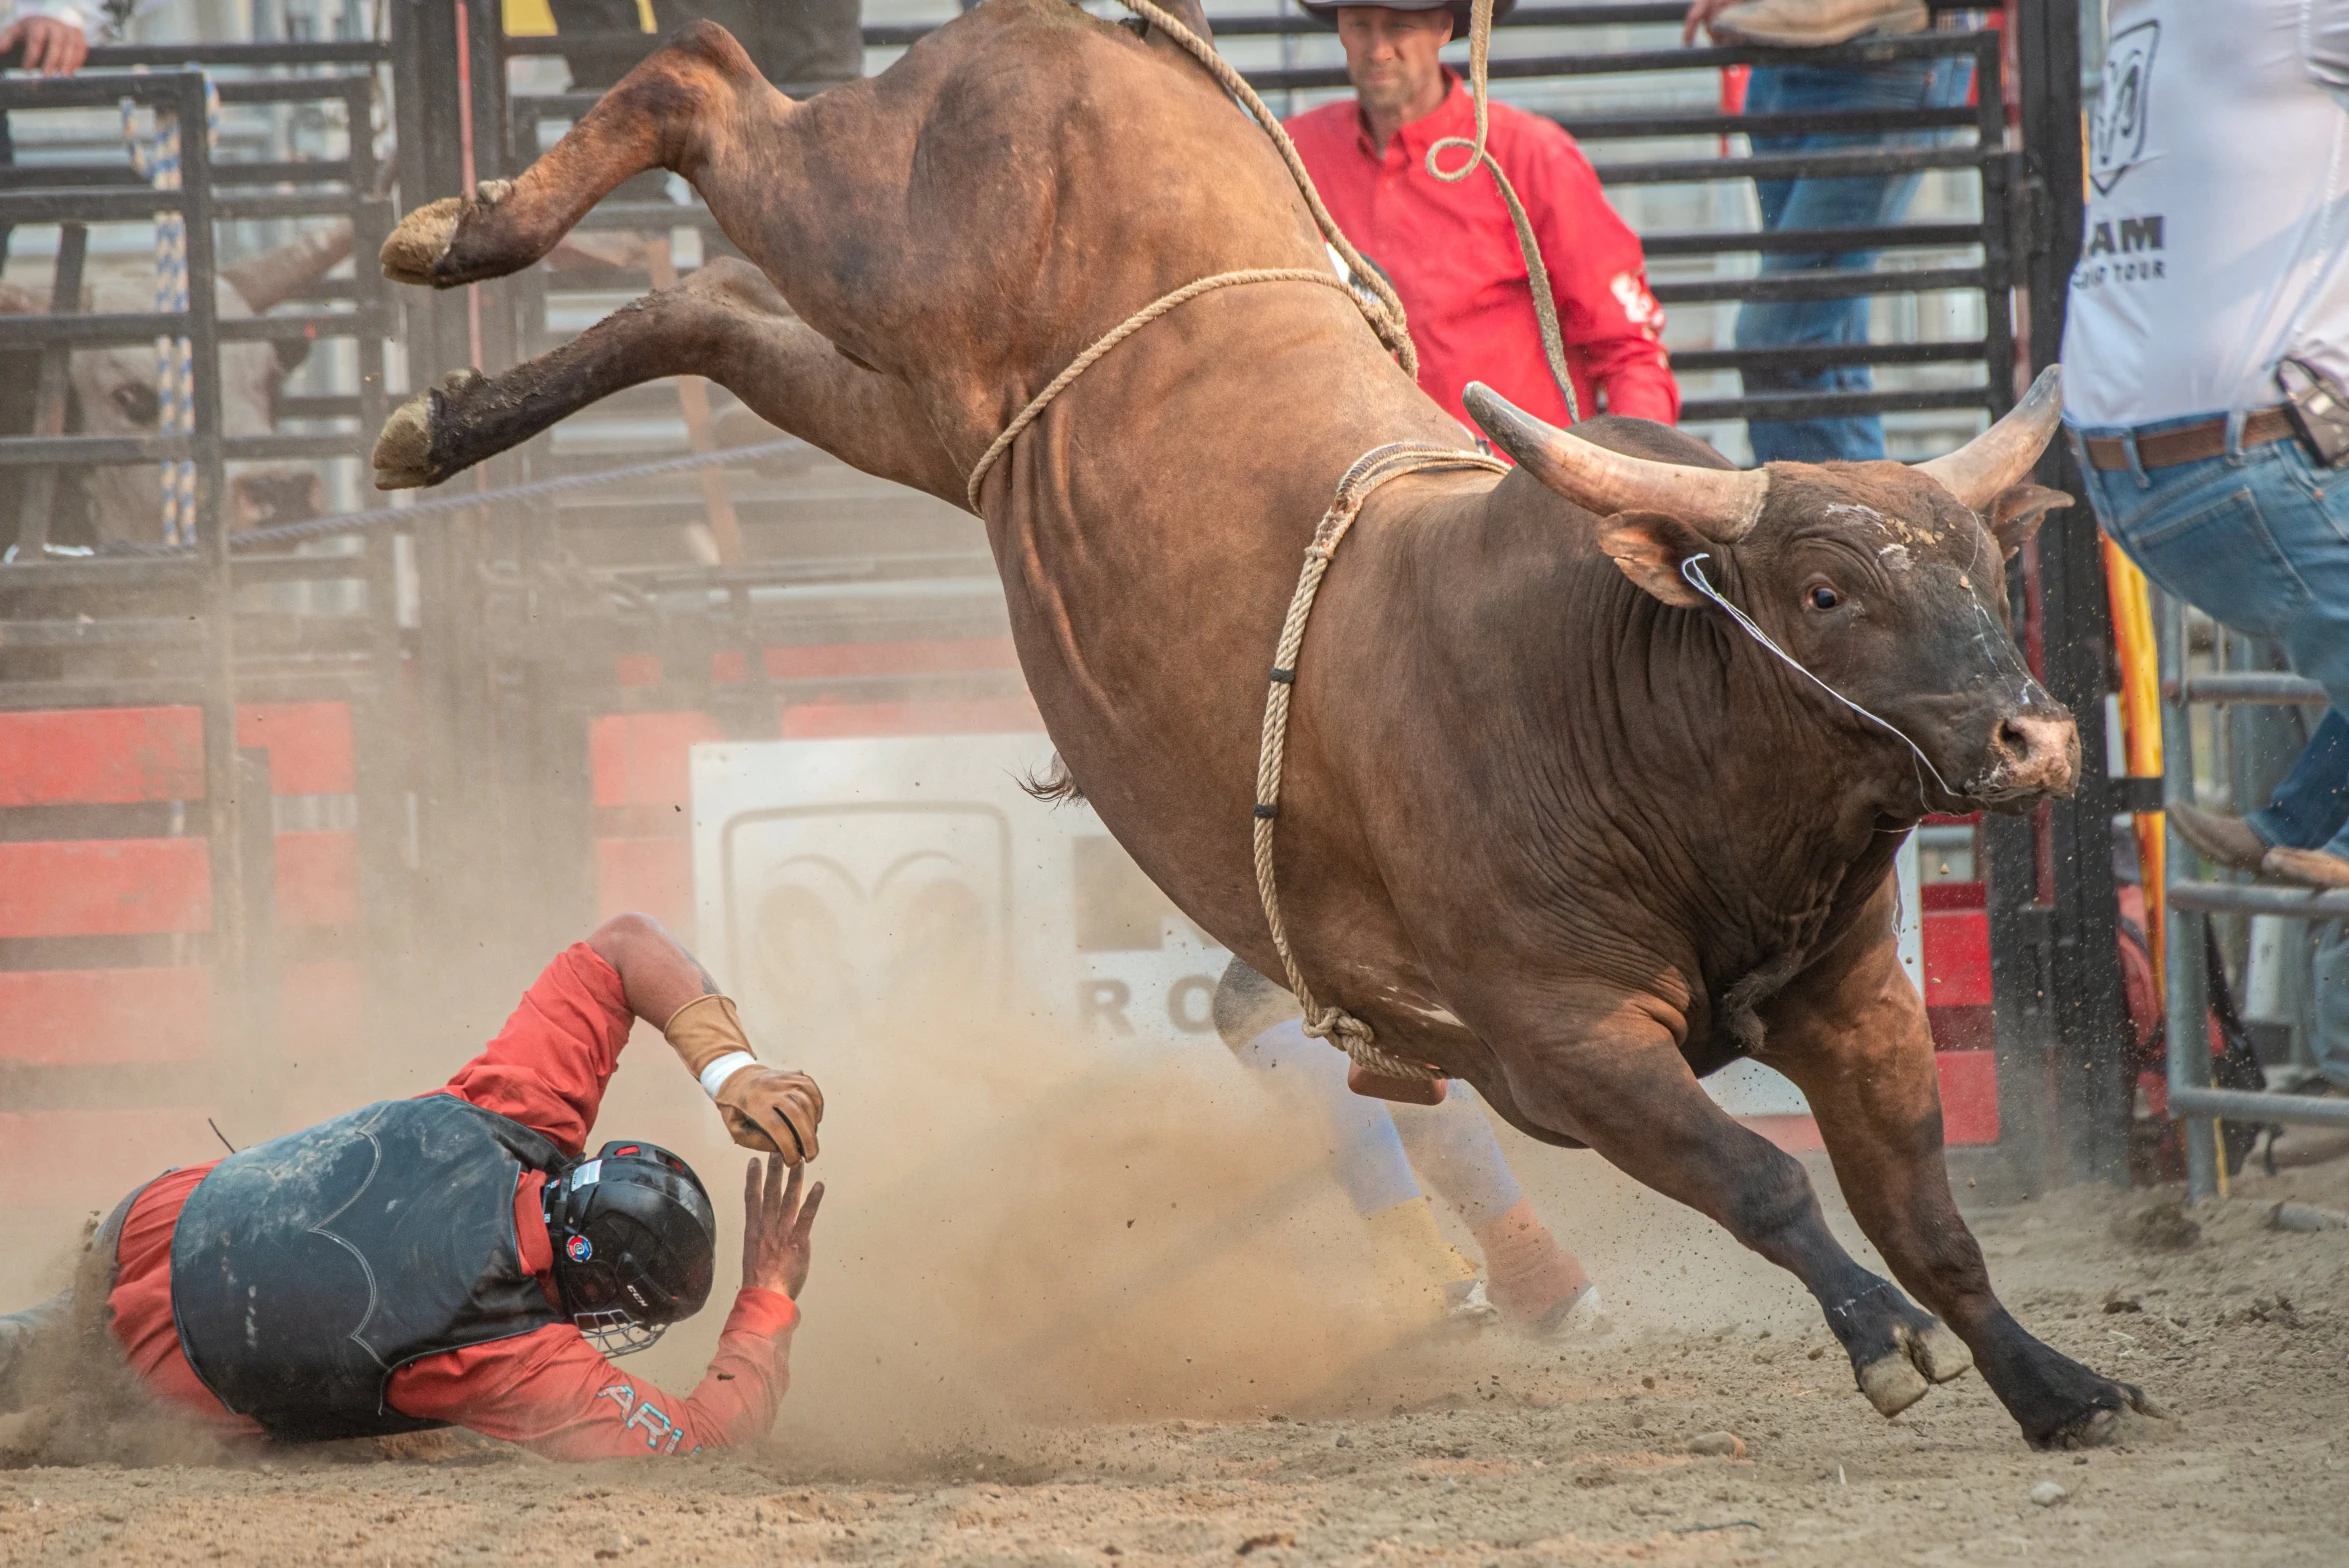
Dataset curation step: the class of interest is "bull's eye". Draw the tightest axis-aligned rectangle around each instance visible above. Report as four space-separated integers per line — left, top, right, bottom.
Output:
1808 585 1843 611
110 383 160 427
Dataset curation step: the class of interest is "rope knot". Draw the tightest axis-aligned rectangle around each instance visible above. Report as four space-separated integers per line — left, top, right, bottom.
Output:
1303 1005 1442 1084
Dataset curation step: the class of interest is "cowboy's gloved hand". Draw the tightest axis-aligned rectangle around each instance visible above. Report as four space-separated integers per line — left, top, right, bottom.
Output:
662 993 825 1163
714 1064 823 1163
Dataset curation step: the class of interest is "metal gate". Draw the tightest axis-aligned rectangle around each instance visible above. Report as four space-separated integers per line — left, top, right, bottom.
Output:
0 39 399 1211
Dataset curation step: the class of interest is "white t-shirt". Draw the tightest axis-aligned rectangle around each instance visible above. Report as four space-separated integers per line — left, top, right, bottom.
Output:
9 2 90 32
2061 0 2349 427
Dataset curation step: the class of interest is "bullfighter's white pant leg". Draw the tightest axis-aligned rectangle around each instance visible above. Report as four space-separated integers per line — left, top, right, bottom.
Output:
1233 1018 1420 1215
1387 1084 1523 1229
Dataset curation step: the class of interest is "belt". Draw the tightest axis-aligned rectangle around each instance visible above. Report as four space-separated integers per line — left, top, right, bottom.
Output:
71 1175 159 1357
2080 407 2297 472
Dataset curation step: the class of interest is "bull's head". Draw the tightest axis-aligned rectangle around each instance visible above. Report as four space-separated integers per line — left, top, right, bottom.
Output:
1465 367 2079 815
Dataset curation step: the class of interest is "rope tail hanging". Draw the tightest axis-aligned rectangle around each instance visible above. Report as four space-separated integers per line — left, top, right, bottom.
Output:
1423 0 1581 422
123 73 218 549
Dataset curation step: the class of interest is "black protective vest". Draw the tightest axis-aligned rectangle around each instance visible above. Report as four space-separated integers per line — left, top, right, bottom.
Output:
170 1095 568 1442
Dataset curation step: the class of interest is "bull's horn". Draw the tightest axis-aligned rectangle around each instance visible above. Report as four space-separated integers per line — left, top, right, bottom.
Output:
222 220 356 314
1463 382 1769 542
1914 364 2063 510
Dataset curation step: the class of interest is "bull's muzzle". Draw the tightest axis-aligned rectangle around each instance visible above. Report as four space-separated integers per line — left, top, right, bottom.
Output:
1979 710 2080 801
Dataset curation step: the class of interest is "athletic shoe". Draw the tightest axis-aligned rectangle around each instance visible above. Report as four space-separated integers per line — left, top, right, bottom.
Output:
1706 0 1927 46
1446 1277 1503 1332
1526 1284 1611 1339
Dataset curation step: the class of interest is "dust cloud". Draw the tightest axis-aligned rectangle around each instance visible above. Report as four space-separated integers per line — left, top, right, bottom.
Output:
614 987 1452 1472
0 902 1829 1479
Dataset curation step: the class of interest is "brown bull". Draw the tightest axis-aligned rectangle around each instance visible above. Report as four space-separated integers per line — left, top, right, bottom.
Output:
367 0 2153 1448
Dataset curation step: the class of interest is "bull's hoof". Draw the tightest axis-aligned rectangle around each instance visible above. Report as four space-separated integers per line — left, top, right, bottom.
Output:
371 393 436 488
1858 1353 1929 1417
1857 1318 1972 1418
380 196 464 286
2033 1380 2170 1450
379 181 513 288
371 370 484 489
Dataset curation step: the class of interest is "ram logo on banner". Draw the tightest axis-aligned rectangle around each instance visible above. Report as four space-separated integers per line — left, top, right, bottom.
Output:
689 732 1831 1118
691 734 1226 1057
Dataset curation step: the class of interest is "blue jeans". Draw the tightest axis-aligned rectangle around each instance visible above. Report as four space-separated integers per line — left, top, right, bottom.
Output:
1738 58 1973 463
2079 415 2349 1086
2247 709 2349 854
0 1290 68 1413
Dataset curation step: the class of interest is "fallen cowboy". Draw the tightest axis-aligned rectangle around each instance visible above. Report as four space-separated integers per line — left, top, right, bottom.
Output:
0 914 826 1456
367 0 2157 1448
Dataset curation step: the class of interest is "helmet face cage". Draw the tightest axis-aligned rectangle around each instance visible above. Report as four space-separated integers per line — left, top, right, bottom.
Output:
544 1140 717 1358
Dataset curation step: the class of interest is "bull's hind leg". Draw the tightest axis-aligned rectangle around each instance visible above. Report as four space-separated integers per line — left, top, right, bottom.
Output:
1761 895 2160 1449
372 258 963 504
1474 987 1974 1422
381 21 780 290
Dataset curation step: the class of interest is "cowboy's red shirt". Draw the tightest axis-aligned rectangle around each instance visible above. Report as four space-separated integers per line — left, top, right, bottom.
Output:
1286 74 1677 433
103 944 798 1458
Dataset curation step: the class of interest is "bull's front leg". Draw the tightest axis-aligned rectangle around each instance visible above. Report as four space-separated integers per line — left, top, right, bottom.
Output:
1758 884 2161 1448
371 257 964 504
1466 985 1974 1423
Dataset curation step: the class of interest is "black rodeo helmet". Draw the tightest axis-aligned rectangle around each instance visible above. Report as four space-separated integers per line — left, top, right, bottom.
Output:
544 1140 717 1356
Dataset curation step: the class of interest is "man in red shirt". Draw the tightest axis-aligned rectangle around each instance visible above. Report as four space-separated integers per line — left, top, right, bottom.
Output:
1287 0 1679 433
0 913 827 1459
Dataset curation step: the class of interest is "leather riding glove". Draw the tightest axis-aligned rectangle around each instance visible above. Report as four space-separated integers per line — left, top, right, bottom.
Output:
662 993 824 1162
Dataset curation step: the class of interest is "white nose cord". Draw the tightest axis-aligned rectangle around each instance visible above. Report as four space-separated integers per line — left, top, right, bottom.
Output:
1678 554 1959 802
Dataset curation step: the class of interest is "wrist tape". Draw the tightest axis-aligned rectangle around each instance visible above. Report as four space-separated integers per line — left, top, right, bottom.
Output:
697 1050 760 1099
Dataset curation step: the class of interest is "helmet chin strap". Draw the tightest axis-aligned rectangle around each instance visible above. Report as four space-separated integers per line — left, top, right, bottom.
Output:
1678 553 1959 807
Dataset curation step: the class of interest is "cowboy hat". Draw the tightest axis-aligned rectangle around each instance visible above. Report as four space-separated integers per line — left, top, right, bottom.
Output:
1297 0 1517 40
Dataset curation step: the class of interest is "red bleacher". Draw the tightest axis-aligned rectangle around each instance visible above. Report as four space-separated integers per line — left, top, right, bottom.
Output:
0 702 365 1207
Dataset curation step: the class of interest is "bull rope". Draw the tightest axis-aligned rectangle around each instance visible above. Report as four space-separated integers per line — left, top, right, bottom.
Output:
963 268 1373 513
962 0 1427 513
966 0 1574 1080
121 74 219 549
1251 443 1504 1080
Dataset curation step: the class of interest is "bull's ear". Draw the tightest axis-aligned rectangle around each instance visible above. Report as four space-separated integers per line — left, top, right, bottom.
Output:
1985 483 2071 559
1599 511 1711 608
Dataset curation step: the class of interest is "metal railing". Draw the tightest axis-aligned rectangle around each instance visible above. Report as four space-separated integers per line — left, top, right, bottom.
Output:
2159 598 2349 1206
505 3 2014 440
0 49 400 1023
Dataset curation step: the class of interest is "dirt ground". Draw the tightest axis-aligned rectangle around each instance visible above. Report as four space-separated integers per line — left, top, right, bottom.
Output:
4 1026 2348 1567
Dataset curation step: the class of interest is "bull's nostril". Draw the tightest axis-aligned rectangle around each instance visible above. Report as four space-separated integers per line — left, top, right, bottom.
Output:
1989 713 2081 795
